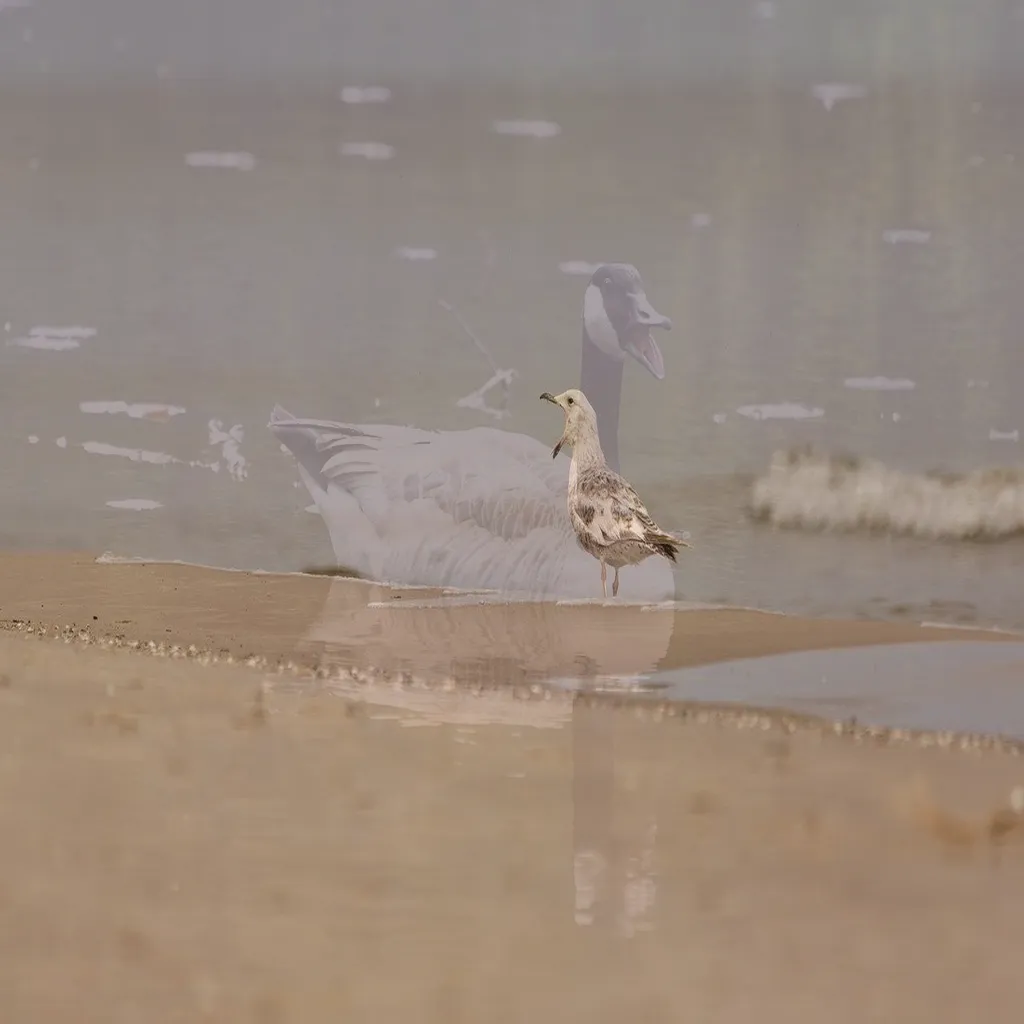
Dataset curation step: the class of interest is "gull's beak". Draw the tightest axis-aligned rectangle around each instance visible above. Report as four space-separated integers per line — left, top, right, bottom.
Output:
622 290 671 381
539 392 565 458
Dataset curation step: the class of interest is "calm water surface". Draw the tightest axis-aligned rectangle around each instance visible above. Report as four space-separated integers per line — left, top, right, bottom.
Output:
3 3 1024 632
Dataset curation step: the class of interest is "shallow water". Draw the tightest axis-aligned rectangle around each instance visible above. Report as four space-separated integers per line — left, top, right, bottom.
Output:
644 640 1024 740
3 2 1024 630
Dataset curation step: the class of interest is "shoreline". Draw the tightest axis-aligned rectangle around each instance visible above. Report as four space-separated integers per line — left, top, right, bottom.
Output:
1 550 1022 748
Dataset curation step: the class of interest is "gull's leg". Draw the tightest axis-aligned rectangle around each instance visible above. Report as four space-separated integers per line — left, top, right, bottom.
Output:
612 568 620 598
600 562 607 599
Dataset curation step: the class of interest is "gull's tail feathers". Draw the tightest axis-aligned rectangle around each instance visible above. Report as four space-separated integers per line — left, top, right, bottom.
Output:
647 529 688 563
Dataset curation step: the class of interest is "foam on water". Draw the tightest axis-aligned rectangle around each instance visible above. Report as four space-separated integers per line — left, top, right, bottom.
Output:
883 228 931 245
82 442 179 466
844 377 916 391
80 400 187 420
394 246 437 261
207 420 248 481
811 83 867 111
339 86 391 105
185 152 256 171
491 120 562 138
106 499 163 511
339 142 395 160
751 445 1024 540
78 419 248 480
558 260 601 276
737 403 824 421
8 325 97 351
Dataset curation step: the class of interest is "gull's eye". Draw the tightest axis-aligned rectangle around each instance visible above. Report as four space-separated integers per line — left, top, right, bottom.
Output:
567 397 575 406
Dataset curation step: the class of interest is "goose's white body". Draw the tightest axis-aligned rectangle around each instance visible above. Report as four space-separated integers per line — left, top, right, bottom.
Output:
269 406 677 602
270 263 677 603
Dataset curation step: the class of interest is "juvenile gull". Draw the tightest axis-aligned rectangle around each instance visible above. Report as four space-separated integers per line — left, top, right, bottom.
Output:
540 388 689 598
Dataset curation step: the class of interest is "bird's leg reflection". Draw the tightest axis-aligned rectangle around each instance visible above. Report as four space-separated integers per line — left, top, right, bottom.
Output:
571 656 660 937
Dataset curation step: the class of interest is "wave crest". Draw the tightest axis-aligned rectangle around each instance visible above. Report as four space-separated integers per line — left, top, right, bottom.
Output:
750 446 1024 541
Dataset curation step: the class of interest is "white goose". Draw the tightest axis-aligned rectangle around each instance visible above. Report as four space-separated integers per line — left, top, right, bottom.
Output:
269 264 677 602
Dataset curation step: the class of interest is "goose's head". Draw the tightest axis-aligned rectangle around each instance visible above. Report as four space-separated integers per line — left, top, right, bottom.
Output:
539 388 598 459
583 263 672 380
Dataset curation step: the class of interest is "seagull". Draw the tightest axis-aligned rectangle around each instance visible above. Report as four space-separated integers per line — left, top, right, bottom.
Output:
269 264 677 601
540 388 689 599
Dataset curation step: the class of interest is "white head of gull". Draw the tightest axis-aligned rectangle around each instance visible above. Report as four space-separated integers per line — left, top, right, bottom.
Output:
540 388 688 599
269 264 677 602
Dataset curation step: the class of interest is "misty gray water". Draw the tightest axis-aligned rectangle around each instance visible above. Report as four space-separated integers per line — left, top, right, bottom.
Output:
3 0 1024 629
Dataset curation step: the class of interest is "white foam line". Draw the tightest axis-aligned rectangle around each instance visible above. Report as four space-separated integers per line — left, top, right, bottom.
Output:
919 621 1024 638
8 336 80 351
28 325 97 339
80 400 187 420
82 441 181 465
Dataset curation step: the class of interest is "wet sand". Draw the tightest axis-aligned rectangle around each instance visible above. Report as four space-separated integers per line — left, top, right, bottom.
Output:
2 553 1024 1019
1 552 1020 684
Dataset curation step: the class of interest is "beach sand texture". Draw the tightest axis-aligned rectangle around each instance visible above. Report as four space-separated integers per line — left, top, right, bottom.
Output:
1 553 1023 1022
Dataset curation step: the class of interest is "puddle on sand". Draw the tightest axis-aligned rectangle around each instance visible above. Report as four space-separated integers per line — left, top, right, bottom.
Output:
636 640 1024 741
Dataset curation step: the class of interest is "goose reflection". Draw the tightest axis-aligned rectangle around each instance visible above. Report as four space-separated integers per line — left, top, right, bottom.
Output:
296 576 673 937
269 264 676 601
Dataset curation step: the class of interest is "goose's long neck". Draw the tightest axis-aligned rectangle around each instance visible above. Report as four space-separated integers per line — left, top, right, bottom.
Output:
579 326 623 473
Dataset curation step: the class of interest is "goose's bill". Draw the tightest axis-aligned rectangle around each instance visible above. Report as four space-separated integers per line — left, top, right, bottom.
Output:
622 291 671 380
623 323 666 381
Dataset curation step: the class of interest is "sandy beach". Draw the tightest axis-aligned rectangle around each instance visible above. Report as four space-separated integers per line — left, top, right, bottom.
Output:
1 552 1023 1022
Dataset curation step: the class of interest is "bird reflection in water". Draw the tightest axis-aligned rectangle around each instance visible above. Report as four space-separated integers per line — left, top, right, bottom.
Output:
294 577 672 937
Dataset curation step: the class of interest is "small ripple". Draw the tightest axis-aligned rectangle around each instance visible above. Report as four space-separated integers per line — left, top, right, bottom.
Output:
185 151 256 171
491 120 561 139
844 377 916 391
394 246 437 261
339 86 391 105
883 229 931 245
106 499 163 511
737 403 824 421
339 141 395 160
